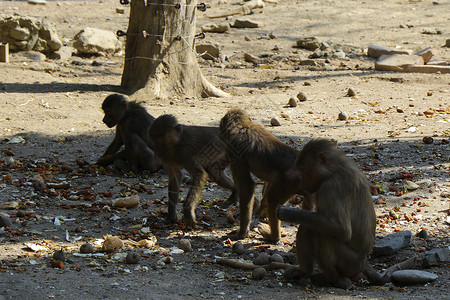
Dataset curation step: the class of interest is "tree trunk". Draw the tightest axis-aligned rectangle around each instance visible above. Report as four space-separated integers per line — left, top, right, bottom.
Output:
121 0 228 99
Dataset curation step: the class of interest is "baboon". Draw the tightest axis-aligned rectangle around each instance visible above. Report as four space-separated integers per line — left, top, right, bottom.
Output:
96 94 162 173
219 108 302 242
148 114 237 226
277 138 382 289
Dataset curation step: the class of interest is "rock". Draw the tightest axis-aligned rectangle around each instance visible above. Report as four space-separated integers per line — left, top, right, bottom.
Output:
0 216 12 227
297 92 308 102
288 97 297 107
416 229 428 239
422 136 433 144
80 243 94 253
332 50 346 59
24 51 46 61
446 39 450 47
113 194 140 208
299 59 317 66
0 201 19 210
252 267 267 280
49 46 73 60
422 248 449 268
52 250 66 262
405 180 419 190
338 112 348 121
126 252 141 264
367 44 412 59
231 19 260 28
391 270 438 285
116 7 125 14
270 118 281 126
375 54 424 72
27 0 46 4
201 23 229 33
373 231 412 256
244 52 260 64
73 27 121 54
177 239 192 252
196 43 220 60
347 88 356 97
102 236 123 252
413 47 433 64
296 37 321 51
232 241 245 255
32 175 46 191
254 252 270 265
10 27 31 41
270 253 284 263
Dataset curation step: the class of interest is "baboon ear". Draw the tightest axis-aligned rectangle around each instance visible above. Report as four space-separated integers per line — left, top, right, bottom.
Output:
175 124 182 135
121 100 128 110
318 152 328 164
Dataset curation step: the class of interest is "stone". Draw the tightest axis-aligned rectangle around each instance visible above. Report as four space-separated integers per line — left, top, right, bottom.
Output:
196 43 220 60
375 54 424 72
232 241 245 255
296 37 321 51
405 180 420 190
391 270 438 285
177 239 192 252
373 231 412 256
10 27 30 41
288 97 297 107
338 112 348 120
446 39 450 47
367 44 412 59
116 7 125 14
49 46 73 60
201 23 229 33
270 253 284 263
0 216 12 227
414 47 433 64
52 250 66 262
422 248 449 268
347 88 356 97
32 175 46 191
270 118 281 126
231 19 260 28
297 92 308 102
254 252 270 265
252 267 267 280
102 236 123 252
73 27 122 54
126 252 141 264
113 194 140 208
299 59 317 66
80 243 94 253
244 52 260 64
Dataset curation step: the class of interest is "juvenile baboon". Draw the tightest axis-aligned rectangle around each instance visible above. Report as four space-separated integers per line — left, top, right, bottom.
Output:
219 109 302 242
148 114 237 226
277 138 382 289
96 94 161 173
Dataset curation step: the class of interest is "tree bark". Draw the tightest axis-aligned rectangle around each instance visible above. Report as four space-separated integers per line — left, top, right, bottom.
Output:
121 0 228 99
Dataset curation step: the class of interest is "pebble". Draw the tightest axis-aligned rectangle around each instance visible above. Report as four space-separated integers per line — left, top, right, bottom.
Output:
252 267 267 280
0 216 12 227
422 136 433 144
177 239 192 252
126 252 141 264
288 97 297 107
391 270 438 285
296 36 321 50
80 243 94 253
296 92 308 102
416 229 428 239
32 175 46 191
422 248 449 268
102 236 123 252
52 250 66 262
254 252 270 265
347 88 356 97
231 19 260 28
338 112 348 121
373 231 412 256
405 180 419 190
270 253 284 263
201 23 229 33
27 0 46 4
232 241 245 255
116 7 125 14
270 118 281 126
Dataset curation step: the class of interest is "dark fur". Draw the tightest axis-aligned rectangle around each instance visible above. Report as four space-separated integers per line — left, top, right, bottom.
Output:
148 114 237 225
277 138 381 289
96 93 161 172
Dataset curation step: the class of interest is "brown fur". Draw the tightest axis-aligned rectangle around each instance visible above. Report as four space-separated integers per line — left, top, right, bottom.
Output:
219 109 302 242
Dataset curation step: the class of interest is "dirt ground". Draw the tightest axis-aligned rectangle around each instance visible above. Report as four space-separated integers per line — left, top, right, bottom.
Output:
0 0 449 299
